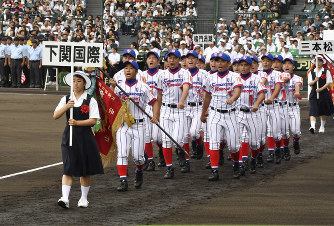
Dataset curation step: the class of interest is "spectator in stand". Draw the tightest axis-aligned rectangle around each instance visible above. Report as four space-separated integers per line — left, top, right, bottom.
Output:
281 45 293 60
267 38 277 52
248 1 260 12
107 46 120 77
292 17 301 27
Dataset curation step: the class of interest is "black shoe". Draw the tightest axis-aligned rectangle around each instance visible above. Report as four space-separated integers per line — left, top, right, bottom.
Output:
239 164 246 176
196 142 204 159
181 161 190 173
250 159 256 174
233 162 240 179
143 153 149 171
134 171 143 189
256 155 264 168
117 179 128 191
178 149 186 167
190 141 198 159
309 127 315 134
293 141 300 155
243 159 249 171
158 148 166 167
146 160 155 171
164 167 174 179
208 169 219 181
205 161 211 169
267 153 274 163
219 149 224 165
274 148 282 164
283 147 291 161
227 155 232 161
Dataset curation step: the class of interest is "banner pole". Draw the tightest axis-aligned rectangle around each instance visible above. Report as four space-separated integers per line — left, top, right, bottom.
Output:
69 60 74 147
316 55 319 100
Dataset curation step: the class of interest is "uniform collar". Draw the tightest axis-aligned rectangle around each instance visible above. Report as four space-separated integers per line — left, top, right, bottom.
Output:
73 91 87 101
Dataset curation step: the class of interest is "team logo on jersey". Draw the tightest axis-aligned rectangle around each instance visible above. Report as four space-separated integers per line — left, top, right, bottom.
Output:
141 76 147 83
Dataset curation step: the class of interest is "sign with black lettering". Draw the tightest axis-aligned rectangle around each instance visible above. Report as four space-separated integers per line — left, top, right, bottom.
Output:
42 42 103 67
298 40 334 55
193 34 215 49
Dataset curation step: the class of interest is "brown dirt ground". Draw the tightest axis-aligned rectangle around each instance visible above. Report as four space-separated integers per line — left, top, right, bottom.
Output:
0 87 333 225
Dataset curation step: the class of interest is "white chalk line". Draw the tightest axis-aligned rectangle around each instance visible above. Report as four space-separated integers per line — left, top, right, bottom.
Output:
0 92 48 96
0 162 63 180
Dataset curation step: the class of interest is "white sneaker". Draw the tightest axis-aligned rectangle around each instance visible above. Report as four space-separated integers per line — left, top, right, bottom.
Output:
77 198 89 208
57 197 69 209
319 127 325 133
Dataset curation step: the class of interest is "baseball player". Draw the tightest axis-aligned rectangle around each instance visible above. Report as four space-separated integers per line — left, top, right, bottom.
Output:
110 60 160 191
200 53 243 181
282 58 302 157
250 56 268 168
261 53 284 164
197 55 206 69
236 56 266 174
273 55 291 161
231 58 240 73
181 55 188 70
184 50 207 160
141 51 165 171
155 49 192 178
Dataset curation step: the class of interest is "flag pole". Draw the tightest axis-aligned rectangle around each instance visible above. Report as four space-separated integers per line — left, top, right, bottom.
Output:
69 58 74 147
316 54 319 100
96 68 187 154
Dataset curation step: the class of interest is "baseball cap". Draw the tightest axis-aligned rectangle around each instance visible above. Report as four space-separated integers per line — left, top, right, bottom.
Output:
198 55 205 63
239 56 252 65
147 51 160 59
166 49 181 59
225 43 232 50
274 54 283 63
261 53 274 61
232 58 239 65
123 60 139 70
194 45 201 49
217 53 231 62
186 50 198 58
210 52 219 60
251 56 259 63
283 58 294 65
180 40 186 45
284 45 290 49
123 49 136 58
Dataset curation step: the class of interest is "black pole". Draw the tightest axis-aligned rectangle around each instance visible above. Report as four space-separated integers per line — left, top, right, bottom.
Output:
97 67 187 153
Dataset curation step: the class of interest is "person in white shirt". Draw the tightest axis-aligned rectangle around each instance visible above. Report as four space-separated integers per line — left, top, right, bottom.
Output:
203 41 219 64
248 1 260 12
108 46 120 76
179 40 189 56
266 38 277 53
218 39 227 53
281 45 293 60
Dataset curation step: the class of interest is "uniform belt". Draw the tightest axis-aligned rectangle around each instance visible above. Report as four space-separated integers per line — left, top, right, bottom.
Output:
188 102 202 106
30 60 40 62
239 107 251 113
265 100 278 105
134 119 144 123
279 101 287 106
289 103 297 106
162 103 177 108
11 59 22 61
211 107 236 113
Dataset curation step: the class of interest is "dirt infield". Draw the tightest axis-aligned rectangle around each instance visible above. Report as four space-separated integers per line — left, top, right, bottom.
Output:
0 88 333 225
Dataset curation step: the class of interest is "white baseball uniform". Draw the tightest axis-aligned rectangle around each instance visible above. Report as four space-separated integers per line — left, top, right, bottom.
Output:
286 73 303 139
141 68 164 145
113 68 144 84
114 79 157 166
155 67 192 149
203 70 243 152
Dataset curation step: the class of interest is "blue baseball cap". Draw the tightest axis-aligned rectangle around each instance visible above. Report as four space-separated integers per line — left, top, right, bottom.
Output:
216 53 231 62
123 60 139 70
123 49 136 59
199 55 205 63
261 53 274 61
232 58 239 65
238 56 252 65
166 49 181 59
251 56 259 63
283 58 294 65
147 51 160 59
274 54 284 63
210 52 219 60
186 50 199 58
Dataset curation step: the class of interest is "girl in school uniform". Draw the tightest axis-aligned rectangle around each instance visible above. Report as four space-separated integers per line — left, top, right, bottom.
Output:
308 55 334 134
53 71 104 208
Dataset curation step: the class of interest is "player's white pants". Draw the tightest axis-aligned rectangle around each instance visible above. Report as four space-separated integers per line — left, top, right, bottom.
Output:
288 104 301 139
237 111 260 150
144 107 162 144
279 102 290 139
160 106 185 148
266 103 282 141
116 121 145 166
257 105 267 146
184 106 202 143
208 109 240 152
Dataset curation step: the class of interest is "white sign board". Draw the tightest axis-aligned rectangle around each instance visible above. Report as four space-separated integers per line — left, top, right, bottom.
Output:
298 40 334 55
42 41 103 67
193 34 215 49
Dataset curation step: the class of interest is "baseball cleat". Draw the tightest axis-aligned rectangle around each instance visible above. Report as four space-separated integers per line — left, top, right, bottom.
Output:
134 171 143 189
208 169 219 181
191 140 198 159
243 159 249 171
146 160 156 171
227 155 232 161
178 149 186 167
233 162 240 179
164 167 174 179
293 141 300 155
249 159 256 174
309 127 315 134
58 197 69 209
77 199 89 208
256 156 264 168
267 153 274 163
117 179 128 192
319 126 325 133
274 148 282 164
239 164 246 176
283 147 291 161
180 161 190 173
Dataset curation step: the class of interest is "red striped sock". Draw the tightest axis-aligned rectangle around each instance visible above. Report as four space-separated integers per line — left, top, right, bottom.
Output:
280 138 284 148
183 143 190 160
136 164 144 171
219 141 226 149
259 144 265 153
251 149 259 159
204 142 210 157
195 134 203 145
284 137 290 147
117 165 128 178
230 151 240 162
293 137 300 141
267 137 275 150
163 148 173 166
210 149 219 168
275 139 281 148
145 143 153 160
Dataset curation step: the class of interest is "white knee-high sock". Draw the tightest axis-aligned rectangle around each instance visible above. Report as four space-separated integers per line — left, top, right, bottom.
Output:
81 186 90 201
311 121 316 128
62 185 71 200
321 120 326 128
